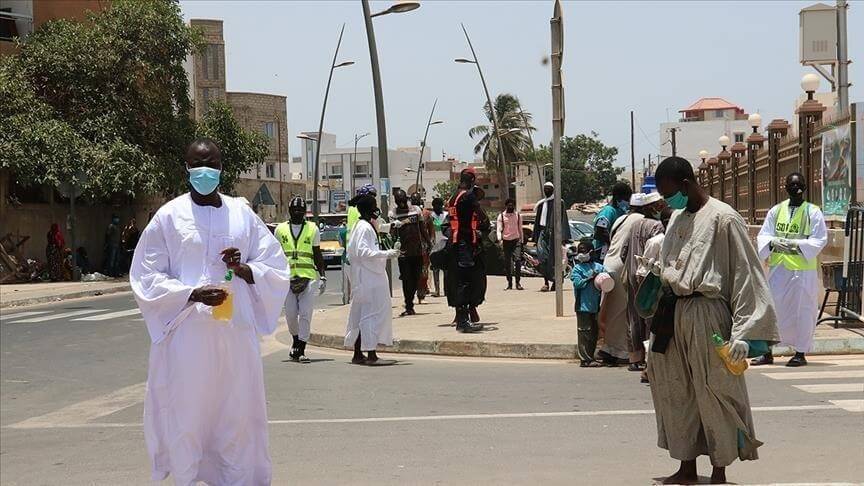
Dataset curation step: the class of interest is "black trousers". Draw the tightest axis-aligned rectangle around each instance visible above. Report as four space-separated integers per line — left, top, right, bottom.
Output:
501 239 522 285
576 311 599 362
398 255 423 310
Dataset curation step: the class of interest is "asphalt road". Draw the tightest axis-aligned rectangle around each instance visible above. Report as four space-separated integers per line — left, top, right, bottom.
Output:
1 289 863 485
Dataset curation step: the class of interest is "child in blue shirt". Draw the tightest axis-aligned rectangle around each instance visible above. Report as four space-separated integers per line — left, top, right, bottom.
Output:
570 241 606 367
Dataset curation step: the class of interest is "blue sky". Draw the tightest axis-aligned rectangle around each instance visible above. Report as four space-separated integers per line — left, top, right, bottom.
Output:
179 0 861 168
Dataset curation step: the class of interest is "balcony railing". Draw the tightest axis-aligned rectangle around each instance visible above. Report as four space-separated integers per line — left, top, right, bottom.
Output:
0 11 34 43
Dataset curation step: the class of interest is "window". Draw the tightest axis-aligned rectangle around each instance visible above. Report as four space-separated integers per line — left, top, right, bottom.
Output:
266 163 275 179
202 44 219 80
330 164 342 177
715 109 725 118
734 132 744 143
355 164 369 177
201 88 211 114
263 122 275 139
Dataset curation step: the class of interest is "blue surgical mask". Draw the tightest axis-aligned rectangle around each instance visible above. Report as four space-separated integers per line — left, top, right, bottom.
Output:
665 191 689 210
188 166 221 195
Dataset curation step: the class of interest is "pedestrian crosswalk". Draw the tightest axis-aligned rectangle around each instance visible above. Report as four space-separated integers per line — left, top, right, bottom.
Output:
1 307 140 324
758 356 864 413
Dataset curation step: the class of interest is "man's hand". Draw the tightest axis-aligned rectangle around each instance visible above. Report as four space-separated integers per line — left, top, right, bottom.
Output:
728 340 750 362
221 248 254 284
385 249 401 259
189 286 228 306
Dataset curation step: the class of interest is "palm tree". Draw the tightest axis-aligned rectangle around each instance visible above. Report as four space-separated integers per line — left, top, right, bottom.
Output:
468 94 535 201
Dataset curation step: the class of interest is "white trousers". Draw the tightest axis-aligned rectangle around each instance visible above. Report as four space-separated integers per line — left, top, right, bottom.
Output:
285 281 317 342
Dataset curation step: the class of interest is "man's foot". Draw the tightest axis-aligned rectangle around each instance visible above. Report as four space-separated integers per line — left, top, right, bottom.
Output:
540 284 549 292
786 353 807 367
469 307 480 323
351 355 367 365
400 308 417 317
710 466 727 484
550 283 556 292
596 350 619 367
505 284 513 290
580 360 603 368
627 362 646 372
297 354 311 363
750 353 774 366
640 371 649 384
662 460 698 484
456 320 483 333
431 292 441 298
516 283 524 290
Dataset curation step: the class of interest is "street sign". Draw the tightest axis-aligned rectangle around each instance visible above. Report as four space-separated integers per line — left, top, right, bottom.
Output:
331 190 347 203
380 177 391 195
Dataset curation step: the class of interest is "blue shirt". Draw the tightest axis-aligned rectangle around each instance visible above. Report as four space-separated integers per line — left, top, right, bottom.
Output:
570 261 606 313
592 203 625 250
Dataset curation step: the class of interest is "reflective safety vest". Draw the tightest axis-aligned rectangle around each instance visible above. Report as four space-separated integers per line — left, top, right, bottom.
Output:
345 206 360 243
768 199 817 271
274 220 319 279
448 190 479 244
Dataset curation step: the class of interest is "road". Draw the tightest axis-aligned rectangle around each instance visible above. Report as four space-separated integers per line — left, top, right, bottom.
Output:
1 288 863 485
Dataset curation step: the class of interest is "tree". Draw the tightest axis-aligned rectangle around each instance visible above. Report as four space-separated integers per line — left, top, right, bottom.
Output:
535 132 624 205
0 0 266 199
196 101 269 194
468 93 534 201
433 179 459 200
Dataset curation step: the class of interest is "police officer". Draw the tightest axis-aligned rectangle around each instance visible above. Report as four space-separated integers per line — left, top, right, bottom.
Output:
275 197 327 362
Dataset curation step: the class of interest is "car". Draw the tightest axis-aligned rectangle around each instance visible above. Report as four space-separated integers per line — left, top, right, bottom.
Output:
319 226 344 267
569 220 593 240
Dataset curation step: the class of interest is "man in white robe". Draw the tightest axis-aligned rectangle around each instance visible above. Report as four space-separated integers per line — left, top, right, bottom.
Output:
130 138 291 485
650 156 779 485
754 172 828 367
345 194 399 364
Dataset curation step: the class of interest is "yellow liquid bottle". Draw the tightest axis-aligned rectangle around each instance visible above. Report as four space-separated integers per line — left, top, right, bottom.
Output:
712 333 748 375
212 270 234 322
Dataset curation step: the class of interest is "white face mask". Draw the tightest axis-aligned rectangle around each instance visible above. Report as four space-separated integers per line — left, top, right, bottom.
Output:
371 217 380 231
576 253 590 263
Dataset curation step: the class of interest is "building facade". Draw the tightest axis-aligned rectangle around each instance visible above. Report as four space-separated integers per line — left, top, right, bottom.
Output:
185 19 300 222
1 0 108 55
659 97 752 166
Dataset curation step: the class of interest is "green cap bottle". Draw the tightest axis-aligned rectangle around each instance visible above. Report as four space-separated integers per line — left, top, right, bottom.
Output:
711 333 724 346
225 269 234 282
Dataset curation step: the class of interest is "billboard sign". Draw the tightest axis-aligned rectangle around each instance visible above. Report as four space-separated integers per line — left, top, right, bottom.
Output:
821 122 853 219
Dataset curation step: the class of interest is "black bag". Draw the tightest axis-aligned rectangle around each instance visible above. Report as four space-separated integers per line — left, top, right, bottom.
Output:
290 277 310 295
650 289 677 354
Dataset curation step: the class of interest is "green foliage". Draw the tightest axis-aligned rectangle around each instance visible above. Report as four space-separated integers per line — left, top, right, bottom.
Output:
433 179 459 200
0 0 265 199
535 132 624 204
196 101 269 194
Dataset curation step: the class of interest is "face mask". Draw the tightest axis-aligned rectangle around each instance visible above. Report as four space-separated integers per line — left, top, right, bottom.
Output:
188 166 221 195
665 191 688 210
576 253 590 263
289 212 305 224
786 185 804 198
652 211 662 220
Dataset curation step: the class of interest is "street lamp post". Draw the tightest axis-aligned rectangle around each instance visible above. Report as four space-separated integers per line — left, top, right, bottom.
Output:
698 149 709 188
311 24 354 223
415 98 443 196
795 73 826 184
717 135 731 205
746 113 764 223
456 23 508 202
352 132 370 196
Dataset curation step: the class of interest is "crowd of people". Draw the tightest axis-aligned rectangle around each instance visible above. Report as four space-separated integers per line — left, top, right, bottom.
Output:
41 213 140 282
126 136 828 484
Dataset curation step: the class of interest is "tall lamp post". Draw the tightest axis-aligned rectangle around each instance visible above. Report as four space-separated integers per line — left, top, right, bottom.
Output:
362 0 419 212
456 23 508 201
698 149 709 188
746 113 764 223
415 98 443 196
795 73 826 184
311 23 354 223
352 132 370 196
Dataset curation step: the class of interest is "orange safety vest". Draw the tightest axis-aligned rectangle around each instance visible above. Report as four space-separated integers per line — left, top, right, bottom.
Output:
448 190 479 244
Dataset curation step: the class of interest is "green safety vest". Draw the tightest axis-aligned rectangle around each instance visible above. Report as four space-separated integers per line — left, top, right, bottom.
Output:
274 221 319 279
346 206 360 243
768 199 817 271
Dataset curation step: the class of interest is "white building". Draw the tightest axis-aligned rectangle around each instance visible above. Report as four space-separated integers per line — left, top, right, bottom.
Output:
293 132 454 212
659 98 752 166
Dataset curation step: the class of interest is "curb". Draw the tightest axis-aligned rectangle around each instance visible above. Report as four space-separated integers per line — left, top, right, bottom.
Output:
287 330 864 360
0 284 132 309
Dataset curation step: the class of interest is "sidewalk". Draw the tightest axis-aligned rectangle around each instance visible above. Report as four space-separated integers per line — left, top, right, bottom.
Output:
0 280 131 308
281 275 864 359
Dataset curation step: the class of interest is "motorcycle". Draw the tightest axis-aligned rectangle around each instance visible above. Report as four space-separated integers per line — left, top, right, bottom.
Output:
520 243 577 279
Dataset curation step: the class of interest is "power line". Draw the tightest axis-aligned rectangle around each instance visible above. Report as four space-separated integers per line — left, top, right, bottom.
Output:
633 114 660 152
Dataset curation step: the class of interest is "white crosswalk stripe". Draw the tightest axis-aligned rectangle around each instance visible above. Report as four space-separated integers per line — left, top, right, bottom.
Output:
829 400 864 413
760 359 864 413
793 383 864 393
0 310 51 321
72 308 141 321
8 309 108 323
762 370 864 380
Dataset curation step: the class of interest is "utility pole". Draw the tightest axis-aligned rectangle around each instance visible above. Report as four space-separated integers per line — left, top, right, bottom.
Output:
836 0 850 117
669 127 678 156
630 110 635 190
550 0 564 317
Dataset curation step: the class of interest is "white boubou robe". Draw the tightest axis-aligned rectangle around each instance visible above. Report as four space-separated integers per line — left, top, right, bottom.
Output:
344 219 394 351
130 193 290 485
756 202 828 352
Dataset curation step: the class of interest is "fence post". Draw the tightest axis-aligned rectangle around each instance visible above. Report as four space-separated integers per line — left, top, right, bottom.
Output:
747 128 765 224
718 140 731 205
708 157 717 198
767 119 790 206
731 142 746 211
795 91 826 190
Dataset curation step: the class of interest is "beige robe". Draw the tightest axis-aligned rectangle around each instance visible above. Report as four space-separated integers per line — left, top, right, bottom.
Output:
599 212 644 360
648 198 779 467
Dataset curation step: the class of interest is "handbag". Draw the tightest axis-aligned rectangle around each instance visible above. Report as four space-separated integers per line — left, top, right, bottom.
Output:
290 277 310 295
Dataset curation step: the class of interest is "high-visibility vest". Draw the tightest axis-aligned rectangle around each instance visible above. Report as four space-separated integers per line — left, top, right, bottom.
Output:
448 190 479 244
768 199 817 271
274 220 319 279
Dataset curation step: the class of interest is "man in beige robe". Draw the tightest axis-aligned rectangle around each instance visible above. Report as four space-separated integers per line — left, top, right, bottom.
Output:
649 156 779 485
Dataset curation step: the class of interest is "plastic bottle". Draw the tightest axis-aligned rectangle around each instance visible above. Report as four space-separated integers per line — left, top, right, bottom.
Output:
711 333 748 375
212 270 234 321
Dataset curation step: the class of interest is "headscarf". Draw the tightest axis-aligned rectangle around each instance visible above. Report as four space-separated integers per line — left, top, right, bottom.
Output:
49 223 65 249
